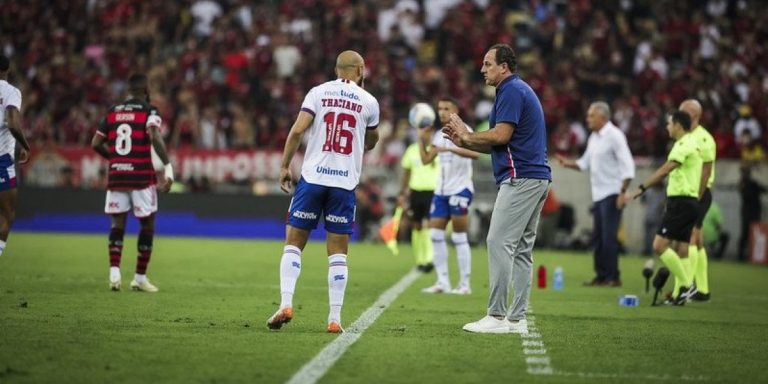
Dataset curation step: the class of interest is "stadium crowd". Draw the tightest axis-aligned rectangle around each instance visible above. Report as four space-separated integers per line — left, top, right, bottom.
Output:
2 0 767 176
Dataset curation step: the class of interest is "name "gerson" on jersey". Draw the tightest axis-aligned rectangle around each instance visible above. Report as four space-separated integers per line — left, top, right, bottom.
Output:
107 112 147 124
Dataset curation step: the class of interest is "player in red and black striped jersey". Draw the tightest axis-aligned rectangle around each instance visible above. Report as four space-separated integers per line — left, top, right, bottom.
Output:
91 73 173 293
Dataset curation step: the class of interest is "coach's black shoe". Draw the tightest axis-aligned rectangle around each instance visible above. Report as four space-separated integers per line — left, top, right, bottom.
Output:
690 292 711 302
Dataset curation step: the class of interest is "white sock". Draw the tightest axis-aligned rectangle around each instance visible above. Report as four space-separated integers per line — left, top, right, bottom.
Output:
134 273 147 284
279 245 302 309
430 228 450 287
328 254 348 323
0 240 5 257
452 232 471 288
110 266 121 281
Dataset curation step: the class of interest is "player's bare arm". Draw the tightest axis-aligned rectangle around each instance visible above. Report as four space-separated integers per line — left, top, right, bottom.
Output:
699 161 713 199
627 161 679 200
5 106 31 163
418 128 438 164
443 113 511 153
398 168 411 204
448 146 480 159
279 111 314 194
91 130 110 160
147 124 173 193
617 178 632 209
555 154 580 170
364 129 378 151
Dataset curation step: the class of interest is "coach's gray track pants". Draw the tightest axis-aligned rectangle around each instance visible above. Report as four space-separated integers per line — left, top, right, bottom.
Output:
486 178 550 321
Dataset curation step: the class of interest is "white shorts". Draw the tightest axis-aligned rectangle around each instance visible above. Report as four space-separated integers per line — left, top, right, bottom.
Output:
105 185 158 218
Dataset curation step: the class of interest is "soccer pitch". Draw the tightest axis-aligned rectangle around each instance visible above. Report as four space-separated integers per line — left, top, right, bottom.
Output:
1 232 767 383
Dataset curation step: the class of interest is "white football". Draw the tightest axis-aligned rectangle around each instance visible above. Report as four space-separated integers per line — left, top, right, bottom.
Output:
408 102 436 129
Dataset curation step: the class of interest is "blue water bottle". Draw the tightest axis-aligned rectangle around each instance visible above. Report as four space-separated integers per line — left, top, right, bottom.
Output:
553 267 564 290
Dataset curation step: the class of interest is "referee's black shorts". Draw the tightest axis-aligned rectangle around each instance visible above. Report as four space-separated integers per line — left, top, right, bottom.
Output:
408 190 434 222
695 188 713 228
657 196 699 242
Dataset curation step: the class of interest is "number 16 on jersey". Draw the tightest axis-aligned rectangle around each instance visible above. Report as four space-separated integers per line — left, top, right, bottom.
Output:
322 112 356 155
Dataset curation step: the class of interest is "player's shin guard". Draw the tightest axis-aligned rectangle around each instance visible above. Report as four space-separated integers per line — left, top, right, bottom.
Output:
328 254 348 323
136 229 153 275
279 245 302 308
109 228 125 267
452 232 471 288
431 229 449 286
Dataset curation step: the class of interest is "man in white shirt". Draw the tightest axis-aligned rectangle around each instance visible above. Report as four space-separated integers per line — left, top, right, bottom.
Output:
556 101 635 287
267 50 380 334
0 54 32 258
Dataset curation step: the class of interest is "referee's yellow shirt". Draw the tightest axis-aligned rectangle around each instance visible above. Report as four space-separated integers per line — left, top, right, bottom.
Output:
689 125 716 188
401 143 439 192
667 133 703 198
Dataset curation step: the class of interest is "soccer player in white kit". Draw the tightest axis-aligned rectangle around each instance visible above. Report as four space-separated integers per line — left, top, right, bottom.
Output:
418 98 479 294
267 50 380 333
0 55 32 258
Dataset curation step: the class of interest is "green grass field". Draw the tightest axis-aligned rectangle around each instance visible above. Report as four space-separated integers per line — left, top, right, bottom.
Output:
2 232 767 383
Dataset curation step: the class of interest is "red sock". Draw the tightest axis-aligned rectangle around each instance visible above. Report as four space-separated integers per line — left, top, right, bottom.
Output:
109 228 125 267
136 229 154 275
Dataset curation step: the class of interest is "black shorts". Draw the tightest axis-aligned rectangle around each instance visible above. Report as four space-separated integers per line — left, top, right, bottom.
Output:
408 190 434 222
657 197 699 242
695 188 713 228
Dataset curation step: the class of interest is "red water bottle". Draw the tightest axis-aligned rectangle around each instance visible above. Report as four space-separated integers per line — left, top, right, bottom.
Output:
537 265 547 289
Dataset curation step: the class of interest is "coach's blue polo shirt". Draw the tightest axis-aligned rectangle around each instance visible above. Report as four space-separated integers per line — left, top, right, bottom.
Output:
488 74 551 184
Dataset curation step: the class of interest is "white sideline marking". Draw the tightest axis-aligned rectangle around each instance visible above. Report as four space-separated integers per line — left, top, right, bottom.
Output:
286 269 421 384
520 307 554 376
521 307 708 382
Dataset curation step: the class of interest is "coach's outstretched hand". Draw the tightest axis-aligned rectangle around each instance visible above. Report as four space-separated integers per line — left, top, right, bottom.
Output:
279 167 294 194
442 113 470 147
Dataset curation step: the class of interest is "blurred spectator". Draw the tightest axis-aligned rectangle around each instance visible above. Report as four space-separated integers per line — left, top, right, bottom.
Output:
272 34 302 79
0 0 764 194
191 0 223 38
734 105 762 143
739 130 765 166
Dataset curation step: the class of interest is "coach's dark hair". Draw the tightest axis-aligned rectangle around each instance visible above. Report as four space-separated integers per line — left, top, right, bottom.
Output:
0 55 9 72
489 44 517 72
670 110 692 131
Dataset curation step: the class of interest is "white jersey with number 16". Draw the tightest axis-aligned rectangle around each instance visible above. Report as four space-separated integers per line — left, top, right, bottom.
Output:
299 78 380 191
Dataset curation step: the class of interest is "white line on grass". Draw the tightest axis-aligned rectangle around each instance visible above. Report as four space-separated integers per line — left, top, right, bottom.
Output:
521 308 709 381
286 269 422 384
521 309 554 375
